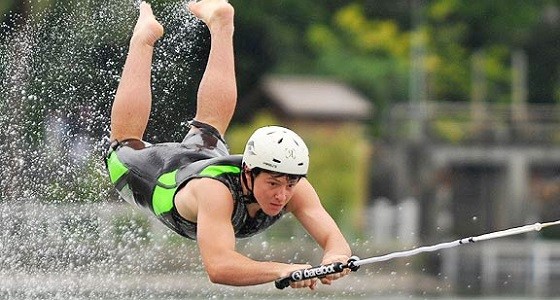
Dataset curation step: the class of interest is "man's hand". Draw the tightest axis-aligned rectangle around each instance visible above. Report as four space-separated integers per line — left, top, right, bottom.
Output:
290 277 318 290
319 254 351 285
281 263 319 290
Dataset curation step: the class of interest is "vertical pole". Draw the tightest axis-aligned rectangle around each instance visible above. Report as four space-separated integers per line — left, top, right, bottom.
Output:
409 0 427 141
507 154 528 225
471 50 487 131
532 242 549 297
512 50 528 124
481 243 498 295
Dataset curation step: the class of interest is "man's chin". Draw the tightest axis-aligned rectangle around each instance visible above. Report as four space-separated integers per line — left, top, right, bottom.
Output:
264 207 283 216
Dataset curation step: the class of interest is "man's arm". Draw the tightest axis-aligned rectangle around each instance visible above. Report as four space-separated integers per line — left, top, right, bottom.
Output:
191 178 315 287
287 178 352 284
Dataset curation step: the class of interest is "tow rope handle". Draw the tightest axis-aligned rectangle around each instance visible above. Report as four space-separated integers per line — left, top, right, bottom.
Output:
275 256 361 289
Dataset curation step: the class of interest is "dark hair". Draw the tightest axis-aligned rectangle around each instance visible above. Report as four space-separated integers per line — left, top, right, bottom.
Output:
250 167 304 183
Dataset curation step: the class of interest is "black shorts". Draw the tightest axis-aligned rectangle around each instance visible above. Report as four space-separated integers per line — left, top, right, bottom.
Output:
105 120 230 210
109 119 229 157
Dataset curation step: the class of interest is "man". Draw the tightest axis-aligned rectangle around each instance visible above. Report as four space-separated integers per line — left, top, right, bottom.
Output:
105 0 351 289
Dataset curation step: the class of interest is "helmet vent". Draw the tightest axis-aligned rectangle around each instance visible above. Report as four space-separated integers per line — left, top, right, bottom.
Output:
293 138 300 146
277 138 283 144
297 163 304 166
273 158 281 163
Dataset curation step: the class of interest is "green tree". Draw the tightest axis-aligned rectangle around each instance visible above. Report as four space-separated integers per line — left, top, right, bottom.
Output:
425 0 541 103
289 0 559 135
304 3 411 135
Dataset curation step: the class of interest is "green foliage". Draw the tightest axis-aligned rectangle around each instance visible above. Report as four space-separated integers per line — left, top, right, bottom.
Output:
304 3 411 135
425 1 519 103
304 126 370 237
2 0 559 111
431 116 470 144
228 0 348 95
300 0 558 127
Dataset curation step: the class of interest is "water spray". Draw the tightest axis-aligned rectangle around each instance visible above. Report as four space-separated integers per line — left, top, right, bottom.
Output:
275 220 560 289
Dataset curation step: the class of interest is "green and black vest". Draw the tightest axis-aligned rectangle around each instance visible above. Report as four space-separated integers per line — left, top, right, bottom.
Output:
106 143 283 240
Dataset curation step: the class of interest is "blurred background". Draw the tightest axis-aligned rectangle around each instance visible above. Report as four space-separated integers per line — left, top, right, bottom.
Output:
1 0 560 299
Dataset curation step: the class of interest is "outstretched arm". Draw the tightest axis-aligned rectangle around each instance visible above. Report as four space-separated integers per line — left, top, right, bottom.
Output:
190 178 317 288
288 178 352 285
110 2 164 142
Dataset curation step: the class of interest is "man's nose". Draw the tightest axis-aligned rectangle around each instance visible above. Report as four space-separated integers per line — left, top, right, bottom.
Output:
275 187 288 201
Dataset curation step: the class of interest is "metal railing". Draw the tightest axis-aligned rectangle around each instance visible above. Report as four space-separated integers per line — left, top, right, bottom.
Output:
443 239 560 297
387 102 560 145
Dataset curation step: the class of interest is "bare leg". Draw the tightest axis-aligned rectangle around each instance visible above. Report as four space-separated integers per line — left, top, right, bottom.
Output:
110 2 164 142
188 0 237 137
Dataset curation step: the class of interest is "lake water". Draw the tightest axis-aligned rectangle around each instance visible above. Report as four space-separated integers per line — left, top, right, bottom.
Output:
2 203 558 299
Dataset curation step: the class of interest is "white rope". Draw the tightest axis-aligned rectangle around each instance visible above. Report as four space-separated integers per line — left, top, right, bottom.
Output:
353 220 560 267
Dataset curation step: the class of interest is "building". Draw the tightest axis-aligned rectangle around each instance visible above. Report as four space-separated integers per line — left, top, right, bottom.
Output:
373 101 560 296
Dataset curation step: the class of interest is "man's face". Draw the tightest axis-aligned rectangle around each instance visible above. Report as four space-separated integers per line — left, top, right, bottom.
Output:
251 171 301 216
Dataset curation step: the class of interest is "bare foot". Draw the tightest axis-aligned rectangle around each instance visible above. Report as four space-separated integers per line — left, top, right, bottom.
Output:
188 0 234 31
132 1 164 46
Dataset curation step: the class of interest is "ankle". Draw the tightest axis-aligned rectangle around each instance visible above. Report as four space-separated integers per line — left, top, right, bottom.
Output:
130 34 157 48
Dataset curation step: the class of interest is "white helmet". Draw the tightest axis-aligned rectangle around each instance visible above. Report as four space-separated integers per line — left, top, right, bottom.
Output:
242 126 309 175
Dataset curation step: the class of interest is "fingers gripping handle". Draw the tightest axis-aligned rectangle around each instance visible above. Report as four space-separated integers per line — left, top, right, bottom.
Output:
275 262 344 289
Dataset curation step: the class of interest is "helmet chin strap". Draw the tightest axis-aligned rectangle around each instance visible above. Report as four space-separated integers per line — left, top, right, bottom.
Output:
241 165 258 204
